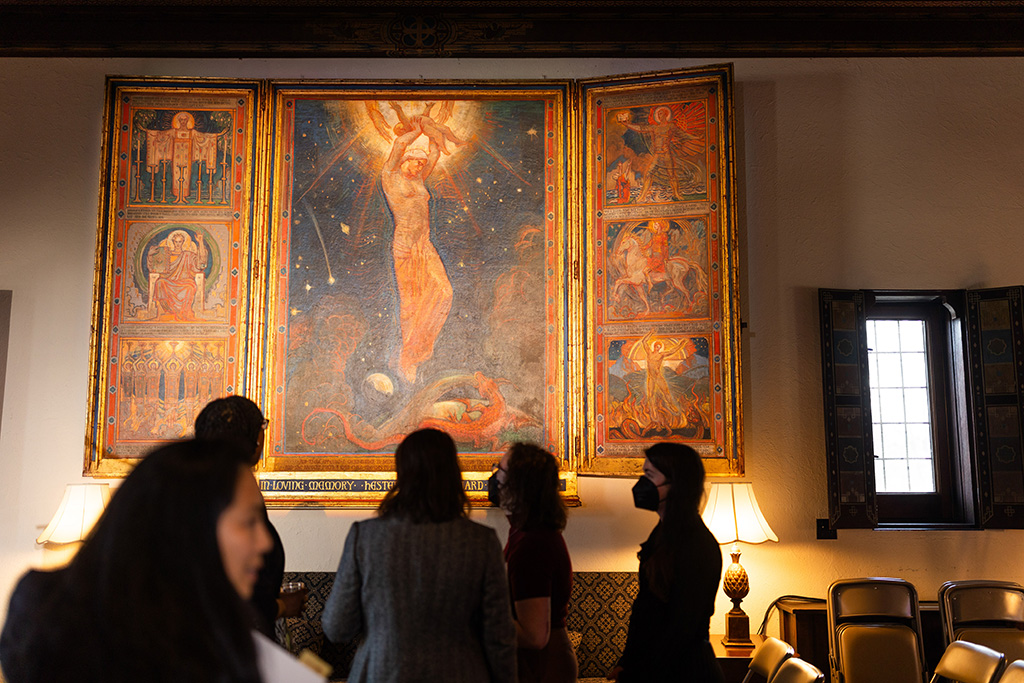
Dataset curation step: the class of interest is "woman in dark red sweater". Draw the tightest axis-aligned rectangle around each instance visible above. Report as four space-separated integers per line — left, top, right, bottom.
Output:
490 443 577 683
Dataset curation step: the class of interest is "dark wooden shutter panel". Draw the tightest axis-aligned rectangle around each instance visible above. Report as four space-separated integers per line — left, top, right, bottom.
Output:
966 286 1024 528
819 289 877 528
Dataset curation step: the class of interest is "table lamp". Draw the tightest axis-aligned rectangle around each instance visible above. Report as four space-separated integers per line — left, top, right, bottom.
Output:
37 483 110 566
700 481 778 648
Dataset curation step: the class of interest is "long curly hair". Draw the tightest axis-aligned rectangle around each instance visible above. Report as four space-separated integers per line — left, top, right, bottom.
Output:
502 442 567 531
378 428 469 523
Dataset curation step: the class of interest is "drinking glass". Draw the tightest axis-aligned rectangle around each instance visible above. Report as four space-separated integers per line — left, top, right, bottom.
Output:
281 580 306 651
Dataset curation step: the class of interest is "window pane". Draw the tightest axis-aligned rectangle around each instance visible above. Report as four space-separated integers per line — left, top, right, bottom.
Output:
867 317 935 494
881 423 908 459
904 388 930 423
883 458 911 492
875 353 904 388
901 352 928 388
908 458 936 493
873 320 902 352
878 388 906 422
874 458 886 490
906 423 933 460
899 320 926 352
868 348 879 387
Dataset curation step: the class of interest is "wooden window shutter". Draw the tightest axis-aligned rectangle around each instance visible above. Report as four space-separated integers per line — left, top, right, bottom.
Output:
819 289 877 528
966 286 1024 528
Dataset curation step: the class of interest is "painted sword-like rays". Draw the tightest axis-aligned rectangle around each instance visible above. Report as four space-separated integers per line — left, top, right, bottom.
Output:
282 97 549 455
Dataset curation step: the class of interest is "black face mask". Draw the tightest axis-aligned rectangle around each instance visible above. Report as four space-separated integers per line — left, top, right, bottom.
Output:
487 472 502 507
632 476 661 511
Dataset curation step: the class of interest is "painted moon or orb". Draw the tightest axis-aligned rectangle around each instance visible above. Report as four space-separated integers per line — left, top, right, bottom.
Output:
365 372 395 396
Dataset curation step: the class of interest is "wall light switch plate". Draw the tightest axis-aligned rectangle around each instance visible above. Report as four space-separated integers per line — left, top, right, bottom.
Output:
816 518 837 540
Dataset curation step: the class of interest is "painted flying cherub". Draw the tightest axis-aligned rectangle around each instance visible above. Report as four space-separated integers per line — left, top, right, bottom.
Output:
388 100 465 155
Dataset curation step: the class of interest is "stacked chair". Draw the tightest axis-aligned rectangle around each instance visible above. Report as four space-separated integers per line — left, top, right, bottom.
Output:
928 640 1004 683
939 580 1024 664
998 661 1024 683
741 636 795 683
742 635 823 683
827 577 927 683
772 658 826 683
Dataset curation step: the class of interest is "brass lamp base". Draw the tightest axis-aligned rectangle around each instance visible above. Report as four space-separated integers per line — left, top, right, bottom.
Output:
721 546 753 648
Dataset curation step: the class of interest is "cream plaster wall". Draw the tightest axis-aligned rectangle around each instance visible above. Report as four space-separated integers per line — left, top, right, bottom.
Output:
2 57 1024 640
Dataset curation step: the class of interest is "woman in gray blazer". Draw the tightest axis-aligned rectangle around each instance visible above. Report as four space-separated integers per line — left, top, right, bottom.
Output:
322 428 517 683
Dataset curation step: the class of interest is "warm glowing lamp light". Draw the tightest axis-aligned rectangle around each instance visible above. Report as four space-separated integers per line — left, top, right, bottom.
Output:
700 481 778 648
36 483 110 545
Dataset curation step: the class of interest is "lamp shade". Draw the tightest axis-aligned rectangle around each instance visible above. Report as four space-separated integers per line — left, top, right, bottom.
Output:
701 481 778 545
36 483 111 544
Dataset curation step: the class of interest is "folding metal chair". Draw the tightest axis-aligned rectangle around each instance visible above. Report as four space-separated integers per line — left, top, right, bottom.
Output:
772 657 825 683
996 660 1024 683
940 580 1024 663
928 640 1004 683
827 577 927 683
741 636 795 683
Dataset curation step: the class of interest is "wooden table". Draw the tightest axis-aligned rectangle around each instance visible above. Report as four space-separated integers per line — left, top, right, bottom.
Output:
578 635 764 683
712 633 765 683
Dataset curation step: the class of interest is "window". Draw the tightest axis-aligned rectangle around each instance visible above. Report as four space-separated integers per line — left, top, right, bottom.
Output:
819 287 1024 529
867 318 933 494
864 296 970 525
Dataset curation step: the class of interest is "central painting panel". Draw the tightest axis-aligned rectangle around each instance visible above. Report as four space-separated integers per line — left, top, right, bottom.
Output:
261 83 572 504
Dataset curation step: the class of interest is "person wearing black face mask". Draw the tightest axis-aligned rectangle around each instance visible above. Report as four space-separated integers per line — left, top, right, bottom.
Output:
609 442 724 683
491 443 576 683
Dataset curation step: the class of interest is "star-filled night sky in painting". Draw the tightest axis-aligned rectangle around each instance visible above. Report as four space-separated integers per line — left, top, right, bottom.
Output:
280 98 551 454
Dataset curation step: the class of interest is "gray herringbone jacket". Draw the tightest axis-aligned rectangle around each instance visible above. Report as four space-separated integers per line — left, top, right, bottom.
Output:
322 516 517 683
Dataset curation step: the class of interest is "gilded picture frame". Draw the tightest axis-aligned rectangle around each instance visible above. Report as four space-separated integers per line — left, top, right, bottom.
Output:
579 65 743 476
256 81 577 505
85 77 263 476
85 67 741 503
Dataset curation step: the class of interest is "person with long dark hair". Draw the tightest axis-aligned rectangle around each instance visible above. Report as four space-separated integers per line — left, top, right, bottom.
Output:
0 439 282 683
322 428 516 683
608 442 724 683
489 443 576 683
194 395 307 639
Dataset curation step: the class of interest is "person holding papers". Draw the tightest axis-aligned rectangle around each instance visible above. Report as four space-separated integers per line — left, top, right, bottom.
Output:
0 439 325 683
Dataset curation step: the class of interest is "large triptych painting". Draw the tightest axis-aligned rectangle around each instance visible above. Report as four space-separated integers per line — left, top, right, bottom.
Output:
85 67 740 504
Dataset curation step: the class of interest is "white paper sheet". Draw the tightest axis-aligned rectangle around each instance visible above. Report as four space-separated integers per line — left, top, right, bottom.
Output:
253 631 328 683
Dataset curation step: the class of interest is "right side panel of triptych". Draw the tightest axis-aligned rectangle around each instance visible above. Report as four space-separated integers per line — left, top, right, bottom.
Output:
579 66 743 477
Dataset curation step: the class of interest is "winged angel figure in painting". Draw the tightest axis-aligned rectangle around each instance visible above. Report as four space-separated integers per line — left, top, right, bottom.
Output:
607 331 711 442
286 98 546 455
610 101 706 204
140 111 224 204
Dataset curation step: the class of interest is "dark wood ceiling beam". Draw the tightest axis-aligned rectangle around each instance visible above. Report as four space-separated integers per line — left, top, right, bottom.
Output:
2 5 1024 57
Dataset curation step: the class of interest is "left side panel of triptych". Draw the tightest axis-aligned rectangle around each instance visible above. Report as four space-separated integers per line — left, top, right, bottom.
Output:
85 79 265 476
